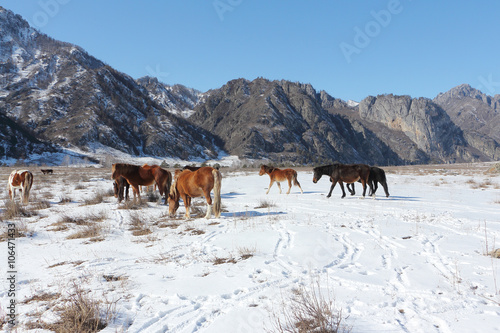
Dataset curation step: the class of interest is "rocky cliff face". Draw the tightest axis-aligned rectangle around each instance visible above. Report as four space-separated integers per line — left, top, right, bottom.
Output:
434 84 500 160
0 6 221 161
358 94 473 163
189 78 402 165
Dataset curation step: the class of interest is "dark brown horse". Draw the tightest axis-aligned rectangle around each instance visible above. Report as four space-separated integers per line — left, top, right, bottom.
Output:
113 176 130 203
346 166 390 197
259 165 303 194
111 163 171 203
312 163 371 198
8 170 33 204
168 166 222 219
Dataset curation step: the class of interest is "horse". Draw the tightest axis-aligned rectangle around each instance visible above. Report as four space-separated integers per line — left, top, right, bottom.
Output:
111 163 171 203
346 166 390 197
259 165 303 194
8 170 34 204
168 166 222 219
113 176 130 203
41 169 53 174
312 163 371 198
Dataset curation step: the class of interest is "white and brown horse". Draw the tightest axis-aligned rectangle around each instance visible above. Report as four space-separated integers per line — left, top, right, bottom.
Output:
8 170 34 204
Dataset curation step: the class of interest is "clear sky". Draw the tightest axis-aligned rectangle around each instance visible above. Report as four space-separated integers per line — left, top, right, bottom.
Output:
2 0 500 102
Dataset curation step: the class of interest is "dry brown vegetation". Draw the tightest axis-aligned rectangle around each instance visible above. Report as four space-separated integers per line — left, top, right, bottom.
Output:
270 278 351 333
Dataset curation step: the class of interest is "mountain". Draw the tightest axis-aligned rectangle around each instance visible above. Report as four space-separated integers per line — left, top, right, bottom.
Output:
136 76 203 118
189 78 402 165
1 6 499 166
0 6 221 163
434 84 500 160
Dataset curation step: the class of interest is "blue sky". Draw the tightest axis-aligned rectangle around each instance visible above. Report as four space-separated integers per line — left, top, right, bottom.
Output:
2 0 500 101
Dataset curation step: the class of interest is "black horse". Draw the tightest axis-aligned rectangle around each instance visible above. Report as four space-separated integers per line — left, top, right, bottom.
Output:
346 166 390 197
113 176 130 203
312 163 371 198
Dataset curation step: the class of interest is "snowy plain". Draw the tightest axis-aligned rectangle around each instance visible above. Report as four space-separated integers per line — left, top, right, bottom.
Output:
0 162 499 333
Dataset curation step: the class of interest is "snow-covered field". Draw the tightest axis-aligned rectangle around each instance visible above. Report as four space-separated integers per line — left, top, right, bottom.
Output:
1 163 499 332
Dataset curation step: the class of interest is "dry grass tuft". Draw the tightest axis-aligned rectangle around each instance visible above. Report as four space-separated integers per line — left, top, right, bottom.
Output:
1 200 37 219
26 283 116 333
270 278 351 333
83 191 106 205
238 246 257 260
67 223 104 240
129 213 152 236
255 199 276 209
0 222 33 241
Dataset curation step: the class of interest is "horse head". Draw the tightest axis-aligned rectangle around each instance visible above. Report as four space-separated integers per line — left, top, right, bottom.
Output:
259 165 275 176
312 167 323 183
168 182 180 216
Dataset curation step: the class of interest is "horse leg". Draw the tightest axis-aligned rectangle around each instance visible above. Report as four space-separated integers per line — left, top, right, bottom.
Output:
327 180 337 198
125 183 130 201
361 180 367 198
347 183 355 196
266 180 274 194
286 179 292 194
204 189 213 219
382 181 390 197
339 182 347 198
277 182 282 194
131 185 141 203
371 180 377 197
183 195 191 219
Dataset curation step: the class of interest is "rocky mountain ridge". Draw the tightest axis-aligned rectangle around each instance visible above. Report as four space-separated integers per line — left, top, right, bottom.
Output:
1 6 499 166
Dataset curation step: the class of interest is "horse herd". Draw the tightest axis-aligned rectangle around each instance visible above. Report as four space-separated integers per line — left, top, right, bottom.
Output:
6 163 389 219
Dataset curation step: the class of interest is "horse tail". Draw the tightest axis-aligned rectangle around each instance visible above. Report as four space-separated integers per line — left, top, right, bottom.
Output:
292 170 299 186
23 171 33 204
212 168 222 218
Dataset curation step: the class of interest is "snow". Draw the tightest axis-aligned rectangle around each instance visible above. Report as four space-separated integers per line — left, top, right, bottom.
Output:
1 164 499 332
347 100 359 107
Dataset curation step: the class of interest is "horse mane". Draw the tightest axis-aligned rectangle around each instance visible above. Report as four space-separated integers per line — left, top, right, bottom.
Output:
261 165 276 173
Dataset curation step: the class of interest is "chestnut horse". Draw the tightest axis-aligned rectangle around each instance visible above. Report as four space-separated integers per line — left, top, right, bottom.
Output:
168 166 221 219
259 165 303 194
8 170 33 204
111 163 171 203
312 163 371 198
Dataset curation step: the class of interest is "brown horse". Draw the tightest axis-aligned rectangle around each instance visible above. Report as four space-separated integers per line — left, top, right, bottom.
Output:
113 176 130 203
312 163 371 198
168 166 222 219
8 170 33 204
111 163 171 203
259 165 303 194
